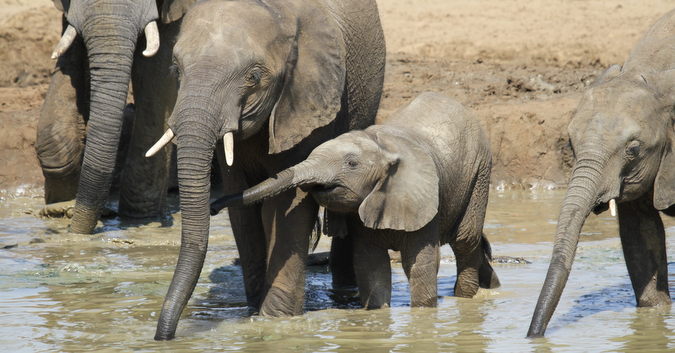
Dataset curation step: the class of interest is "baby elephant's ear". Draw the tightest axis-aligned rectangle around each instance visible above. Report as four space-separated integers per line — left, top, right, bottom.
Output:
358 131 439 231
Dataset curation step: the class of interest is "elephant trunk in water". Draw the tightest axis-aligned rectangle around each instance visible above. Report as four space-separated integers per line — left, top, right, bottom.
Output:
210 160 326 214
528 147 607 337
155 96 220 341
70 16 138 234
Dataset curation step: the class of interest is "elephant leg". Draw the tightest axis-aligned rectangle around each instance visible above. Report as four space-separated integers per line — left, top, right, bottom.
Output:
401 226 440 307
323 210 357 290
215 149 268 310
228 204 267 310
36 19 88 204
352 227 391 309
451 167 495 297
330 234 357 290
260 188 318 316
618 196 671 307
119 21 179 218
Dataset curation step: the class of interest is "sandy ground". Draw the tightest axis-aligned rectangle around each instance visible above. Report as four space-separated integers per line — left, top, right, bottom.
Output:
1 0 674 191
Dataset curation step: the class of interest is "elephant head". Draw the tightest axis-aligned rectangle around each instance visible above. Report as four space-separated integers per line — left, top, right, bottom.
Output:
50 0 196 234
151 0 349 340
527 66 675 337
211 128 440 232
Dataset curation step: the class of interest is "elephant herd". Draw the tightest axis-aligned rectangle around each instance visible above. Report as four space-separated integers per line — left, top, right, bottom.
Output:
34 0 673 342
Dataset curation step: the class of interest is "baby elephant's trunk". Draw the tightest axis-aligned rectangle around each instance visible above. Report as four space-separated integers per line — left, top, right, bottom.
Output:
210 160 320 215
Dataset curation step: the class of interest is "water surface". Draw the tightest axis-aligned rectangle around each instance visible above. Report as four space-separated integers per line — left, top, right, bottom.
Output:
0 189 673 352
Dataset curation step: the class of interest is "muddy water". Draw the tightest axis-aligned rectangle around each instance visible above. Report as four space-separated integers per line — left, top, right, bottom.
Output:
0 189 673 352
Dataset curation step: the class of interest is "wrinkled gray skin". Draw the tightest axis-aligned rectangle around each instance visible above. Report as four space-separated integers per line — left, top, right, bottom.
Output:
213 93 501 309
155 0 385 340
528 9 675 338
36 0 197 233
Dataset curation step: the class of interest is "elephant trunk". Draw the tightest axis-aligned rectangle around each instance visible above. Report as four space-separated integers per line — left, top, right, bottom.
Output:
155 97 219 341
69 16 137 234
527 150 606 337
210 160 324 215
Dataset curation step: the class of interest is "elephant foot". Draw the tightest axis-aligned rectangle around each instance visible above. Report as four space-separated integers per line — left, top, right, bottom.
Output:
39 200 76 218
636 285 671 307
39 200 117 219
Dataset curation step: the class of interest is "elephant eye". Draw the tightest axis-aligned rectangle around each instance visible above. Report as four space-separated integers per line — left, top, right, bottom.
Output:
246 70 262 86
626 140 640 158
347 159 359 168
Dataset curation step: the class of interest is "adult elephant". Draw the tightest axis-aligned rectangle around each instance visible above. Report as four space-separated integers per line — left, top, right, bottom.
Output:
36 0 197 233
527 9 675 338
147 0 386 340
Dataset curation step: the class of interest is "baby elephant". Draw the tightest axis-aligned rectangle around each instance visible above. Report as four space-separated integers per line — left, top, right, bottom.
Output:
212 92 500 308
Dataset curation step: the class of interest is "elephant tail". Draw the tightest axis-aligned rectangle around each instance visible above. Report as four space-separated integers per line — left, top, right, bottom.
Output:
479 233 500 289
311 212 322 252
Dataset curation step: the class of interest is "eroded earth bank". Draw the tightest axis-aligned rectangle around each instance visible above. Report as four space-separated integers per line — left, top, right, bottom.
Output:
3 0 675 191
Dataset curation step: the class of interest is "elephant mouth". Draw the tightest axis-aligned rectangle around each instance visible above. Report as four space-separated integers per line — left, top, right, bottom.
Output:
592 202 609 215
307 184 361 213
592 192 622 215
307 184 339 194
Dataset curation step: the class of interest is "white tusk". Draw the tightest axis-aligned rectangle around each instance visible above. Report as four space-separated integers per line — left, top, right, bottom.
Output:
145 129 174 157
51 25 77 59
142 21 160 57
609 199 617 217
223 132 234 166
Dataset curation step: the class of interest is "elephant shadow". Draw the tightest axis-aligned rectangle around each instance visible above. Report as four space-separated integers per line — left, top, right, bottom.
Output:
548 262 675 334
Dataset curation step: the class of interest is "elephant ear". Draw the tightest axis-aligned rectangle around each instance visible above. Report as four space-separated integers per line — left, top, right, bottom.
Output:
358 130 439 231
649 69 675 210
160 0 199 23
653 126 675 210
268 3 347 154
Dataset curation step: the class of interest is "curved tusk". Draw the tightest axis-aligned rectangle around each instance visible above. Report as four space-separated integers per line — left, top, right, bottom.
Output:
223 132 234 166
145 129 174 157
142 21 160 57
609 199 617 217
51 25 77 59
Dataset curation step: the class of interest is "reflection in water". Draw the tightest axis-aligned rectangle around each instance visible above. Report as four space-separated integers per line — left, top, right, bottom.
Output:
0 190 673 351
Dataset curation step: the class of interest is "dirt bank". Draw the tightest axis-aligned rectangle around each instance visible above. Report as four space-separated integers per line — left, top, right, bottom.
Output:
1 0 673 192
